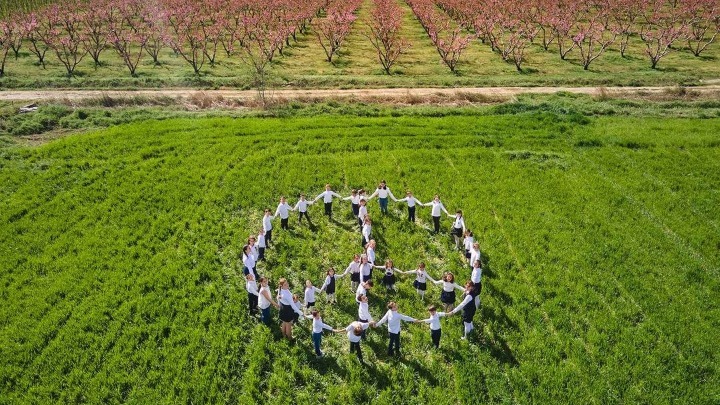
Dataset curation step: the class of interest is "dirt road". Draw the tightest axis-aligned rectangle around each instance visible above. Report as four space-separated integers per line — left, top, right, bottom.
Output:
2 85 720 103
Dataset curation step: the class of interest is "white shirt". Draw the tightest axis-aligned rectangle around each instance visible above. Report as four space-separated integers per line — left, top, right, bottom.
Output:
432 279 464 292
471 266 482 284
425 200 449 217
369 187 396 200
246 280 259 296
258 285 272 309
375 310 416 334
278 289 303 316
412 269 428 283
275 202 292 219
469 248 481 267
452 215 466 230
306 316 334 333
355 283 368 302
366 247 376 264
320 273 345 291
421 312 446 330
358 301 373 321
450 294 473 315
315 190 341 203
294 199 312 212
346 322 370 343
359 263 372 280
376 266 396 276
344 195 361 204
362 224 372 240
358 204 368 220
463 236 474 251
262 215 273 231
397 196 421 207
249 244 258 261
304 286 321 303
243 254 256 270
345 260 360 276
258 234 266 248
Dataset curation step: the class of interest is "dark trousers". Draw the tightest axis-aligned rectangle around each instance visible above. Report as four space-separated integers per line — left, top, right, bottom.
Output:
312 332 323 356
408 206 416 222
260 307 271 326
298 211 310 224
361 235 368 247
280 217 289 230
352 203 359 217
258 247 265 261
350 341 363 362
324 202 332 217
379 197 388 213
388 332 401 355
432 216 441 234
431 329 441 348
358 217 363 229
248 293 258 314
265 229 272 245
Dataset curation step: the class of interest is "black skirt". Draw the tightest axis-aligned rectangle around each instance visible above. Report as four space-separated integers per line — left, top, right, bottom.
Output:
382 274 396 286
463 304 477 323
452 227 463 236
279 303 294 323
440 290 456 304
413 280 427 291
464 249 471 259
351 272 360 282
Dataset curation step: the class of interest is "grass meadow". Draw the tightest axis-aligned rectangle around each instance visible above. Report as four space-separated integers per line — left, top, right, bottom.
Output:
1 0 719 89
1 106 719 403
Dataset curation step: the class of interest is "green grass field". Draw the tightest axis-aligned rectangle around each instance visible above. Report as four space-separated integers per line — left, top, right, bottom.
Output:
1 107 719 403
1 0 719 89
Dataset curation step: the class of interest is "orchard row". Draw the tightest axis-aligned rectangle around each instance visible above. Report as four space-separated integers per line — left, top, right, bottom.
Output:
0 0 717 79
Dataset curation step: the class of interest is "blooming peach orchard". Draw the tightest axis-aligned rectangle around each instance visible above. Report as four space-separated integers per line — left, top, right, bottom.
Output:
0 0 718 77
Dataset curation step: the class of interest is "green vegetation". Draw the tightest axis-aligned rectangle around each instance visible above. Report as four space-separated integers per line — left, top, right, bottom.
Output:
1 107 719 403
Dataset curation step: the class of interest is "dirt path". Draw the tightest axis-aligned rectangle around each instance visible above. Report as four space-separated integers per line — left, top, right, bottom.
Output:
2 85 720 103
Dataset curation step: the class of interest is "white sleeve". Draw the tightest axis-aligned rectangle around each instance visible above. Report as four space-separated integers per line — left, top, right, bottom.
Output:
438 312 447 317
322 322 334 331
420 318 433 324
320 276 331 291
368 189 378 199
290 299 304 316
293 202 300 211
246 284 259 296
274 205 281 217
314 192 324 202
450 295 473 315
400 313 416 322
332 192 342 198
441 203 449 215
375 311 390 327
454 283 465 291
388 189 397 201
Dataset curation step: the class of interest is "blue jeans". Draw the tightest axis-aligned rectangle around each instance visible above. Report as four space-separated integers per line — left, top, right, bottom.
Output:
260 307 271 326
312 332 323 356
379 197 388 213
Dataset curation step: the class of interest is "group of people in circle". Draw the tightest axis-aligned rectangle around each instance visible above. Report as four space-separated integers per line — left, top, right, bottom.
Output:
240 181 485 363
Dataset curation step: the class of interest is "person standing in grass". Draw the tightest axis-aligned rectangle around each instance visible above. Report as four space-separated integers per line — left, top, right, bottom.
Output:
357 199 368 229
355 279 374 303
429 272 465 312
313 184 342 219
248 235 259 262
417 305 447 348
246 273 260 315
361 216 372 247
343 189 361 218
396 191 424 222
357 294 374 339
262 208 274 247
374 259 400 291
277 278 305 340
304 280 322 311
470 260 483 309
462 230 474 266
368 180 397 215
305 310 335 357
242 245 258 279
275 196 292 230
359 252 374 283
448 210 466 250
345 254 362 292
258 277 279 326
424 195 450 234
398 262 430 300
333 321 372 364
319 267 347 304
449 280 478 340
374 301 417 357
365 240 377 266
257 229 267 261
469 242 482 271
293 194 314 225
